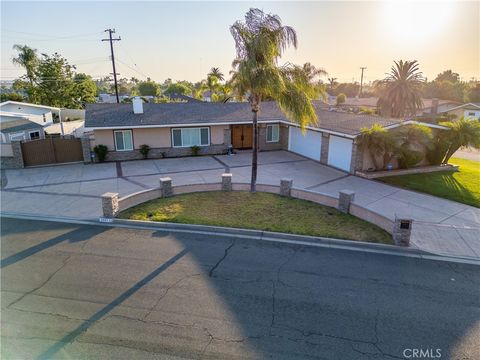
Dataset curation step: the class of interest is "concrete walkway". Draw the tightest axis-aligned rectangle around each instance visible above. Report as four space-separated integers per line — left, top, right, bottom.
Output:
1 151 479 259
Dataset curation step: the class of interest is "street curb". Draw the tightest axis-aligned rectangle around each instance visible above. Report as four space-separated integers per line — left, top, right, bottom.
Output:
2 212 479 265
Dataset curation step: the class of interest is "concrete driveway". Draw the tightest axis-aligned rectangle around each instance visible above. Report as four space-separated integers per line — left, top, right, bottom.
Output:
1 150 479 258
2 218 479 359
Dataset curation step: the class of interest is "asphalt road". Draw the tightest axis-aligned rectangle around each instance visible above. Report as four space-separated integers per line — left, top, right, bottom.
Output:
1 217 479 360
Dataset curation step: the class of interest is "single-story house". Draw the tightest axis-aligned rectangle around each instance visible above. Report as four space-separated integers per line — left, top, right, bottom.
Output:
0 114 45 143
0 101 60 126
438 103 480 120
85 98 446 173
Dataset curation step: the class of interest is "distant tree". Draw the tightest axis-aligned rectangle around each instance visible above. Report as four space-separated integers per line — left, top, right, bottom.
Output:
36 53 77 108
336 93 346 105
435 70 460 83
376 60 424 118
208 67 224 81
72 73 97 105
465 84 480 102
12 44 39 101
164 82 192 96
138 80 159 96
0 92 25 102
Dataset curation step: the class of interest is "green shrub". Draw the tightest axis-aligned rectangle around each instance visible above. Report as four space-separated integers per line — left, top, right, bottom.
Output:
336 93 346 106
191 145 201 156
93 144 108 162
139 144 151 159
397 148 423 169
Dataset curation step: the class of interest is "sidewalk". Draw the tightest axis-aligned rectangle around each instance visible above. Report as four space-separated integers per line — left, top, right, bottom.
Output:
1 151 479 259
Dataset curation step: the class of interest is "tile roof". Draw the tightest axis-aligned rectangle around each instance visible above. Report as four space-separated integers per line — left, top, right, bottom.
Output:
85 101 403 136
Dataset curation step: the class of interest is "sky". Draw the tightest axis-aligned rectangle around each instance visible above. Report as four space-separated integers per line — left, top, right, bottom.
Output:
1 1 479 85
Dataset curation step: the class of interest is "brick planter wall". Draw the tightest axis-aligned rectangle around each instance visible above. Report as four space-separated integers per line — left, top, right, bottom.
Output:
104 144 228 162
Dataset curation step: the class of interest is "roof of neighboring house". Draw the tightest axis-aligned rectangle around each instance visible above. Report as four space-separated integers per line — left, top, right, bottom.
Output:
167 94 203 103
85 101 405 136
0 117 43 133
439 102 480 113
45 120 85 136
0 100 60 111
331 97 460 110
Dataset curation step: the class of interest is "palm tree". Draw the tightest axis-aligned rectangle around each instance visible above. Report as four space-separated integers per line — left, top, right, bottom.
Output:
208 67 224 82
230 8 319 192
440 117 480 164
12 44 38 101
376 60 424 118
357 124 395 170
302 62 327 82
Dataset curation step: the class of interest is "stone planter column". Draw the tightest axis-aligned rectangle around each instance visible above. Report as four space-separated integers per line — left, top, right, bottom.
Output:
338 190 355 213
393 218 413 247
320 133 330 165
102 192 119 218
159 177 173 198
222 173 232 191
10 141 24 169
81 137 92 164
280 178 293 197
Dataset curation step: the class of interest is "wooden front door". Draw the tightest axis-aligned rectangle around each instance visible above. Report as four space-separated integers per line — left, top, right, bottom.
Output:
231 125 253 149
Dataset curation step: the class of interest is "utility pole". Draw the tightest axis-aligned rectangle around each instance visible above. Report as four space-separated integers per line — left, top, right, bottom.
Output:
359 67 367 98
102 29 121 103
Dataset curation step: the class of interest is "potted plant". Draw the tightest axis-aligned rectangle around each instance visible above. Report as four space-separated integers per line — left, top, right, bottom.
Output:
93 144 108 162
140 144 151 159
191 145 201 156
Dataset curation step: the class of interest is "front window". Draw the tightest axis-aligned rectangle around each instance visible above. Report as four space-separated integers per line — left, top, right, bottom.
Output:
9 132 25 141
29 131 40 140
172 127 210 147
266 124 280 143
114 130 133 151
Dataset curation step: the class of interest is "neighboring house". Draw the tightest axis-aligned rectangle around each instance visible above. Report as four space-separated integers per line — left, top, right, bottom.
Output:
168 94 203 103
328 97 460 116
0 101 60 126
438 103 480 120
0 114 45 143
97 93 131 103
85 97 444 173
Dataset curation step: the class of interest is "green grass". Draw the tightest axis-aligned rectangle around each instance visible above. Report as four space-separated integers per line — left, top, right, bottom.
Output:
118 191 392 244
379 157 480 208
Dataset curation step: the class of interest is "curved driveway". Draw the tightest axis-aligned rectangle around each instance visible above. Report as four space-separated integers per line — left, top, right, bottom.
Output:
1 151 479 258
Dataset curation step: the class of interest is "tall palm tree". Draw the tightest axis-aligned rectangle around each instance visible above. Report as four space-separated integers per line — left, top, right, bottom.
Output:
376 60 424 118
230 8 319 192
12 44 38 101
12 44 38 85
208 67 224 81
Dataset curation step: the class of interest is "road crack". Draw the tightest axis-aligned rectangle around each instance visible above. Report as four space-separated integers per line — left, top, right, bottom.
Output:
209 240 235 277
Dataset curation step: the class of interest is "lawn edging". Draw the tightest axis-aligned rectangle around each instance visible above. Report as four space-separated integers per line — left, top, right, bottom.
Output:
111 179 396 236
356 164 458 179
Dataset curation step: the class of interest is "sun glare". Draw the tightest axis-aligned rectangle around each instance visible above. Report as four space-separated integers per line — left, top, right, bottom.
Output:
382 1 453 45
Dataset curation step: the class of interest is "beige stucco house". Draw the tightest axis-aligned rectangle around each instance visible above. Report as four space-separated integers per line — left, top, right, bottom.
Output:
85 98 446 173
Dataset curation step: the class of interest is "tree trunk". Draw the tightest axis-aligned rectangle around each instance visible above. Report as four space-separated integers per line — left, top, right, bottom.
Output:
250 109 258 192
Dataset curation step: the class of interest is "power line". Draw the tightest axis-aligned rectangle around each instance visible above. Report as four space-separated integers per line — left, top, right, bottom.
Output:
102 29 121 103
1 29 103 40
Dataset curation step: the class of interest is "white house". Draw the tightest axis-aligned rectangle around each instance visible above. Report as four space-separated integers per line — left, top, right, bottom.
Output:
439 103 480 120
0 101 60 126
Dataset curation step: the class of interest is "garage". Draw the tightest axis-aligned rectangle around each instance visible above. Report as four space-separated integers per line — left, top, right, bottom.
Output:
327 135 353 172
288 126 322 161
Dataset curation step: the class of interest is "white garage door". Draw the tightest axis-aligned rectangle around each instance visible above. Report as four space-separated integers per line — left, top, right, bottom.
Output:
288 126 321 161
328 135 353 172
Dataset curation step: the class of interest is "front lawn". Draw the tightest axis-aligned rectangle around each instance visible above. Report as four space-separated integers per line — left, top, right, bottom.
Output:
379 157 480 208
118 191 392 244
